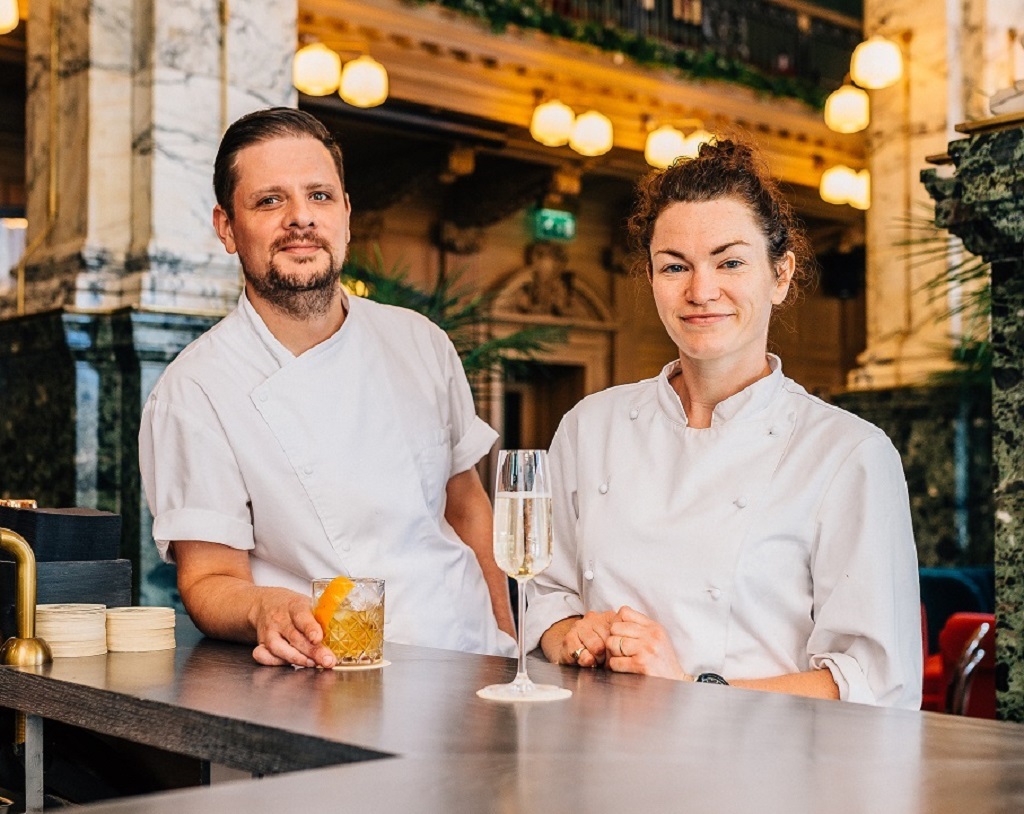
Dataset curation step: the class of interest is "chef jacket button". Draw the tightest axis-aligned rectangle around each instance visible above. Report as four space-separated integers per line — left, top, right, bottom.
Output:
735 496 748 509
708 587 722 600
768 426 777 436
629 408 639 420
341 543 351 552
303 465 313 475
258 392 268 403
598 483 609 494
583 569 595 581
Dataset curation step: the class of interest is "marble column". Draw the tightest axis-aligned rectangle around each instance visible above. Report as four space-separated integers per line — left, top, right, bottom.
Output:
850 0 1024 388
9 0 296 315
923 119 1024 722
0 0 297 603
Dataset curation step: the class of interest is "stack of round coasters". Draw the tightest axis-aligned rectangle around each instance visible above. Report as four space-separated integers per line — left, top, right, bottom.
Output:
105 606 176 652
35 604 108 657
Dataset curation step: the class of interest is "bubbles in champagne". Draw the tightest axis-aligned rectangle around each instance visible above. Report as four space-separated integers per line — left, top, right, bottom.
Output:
493 492 553 579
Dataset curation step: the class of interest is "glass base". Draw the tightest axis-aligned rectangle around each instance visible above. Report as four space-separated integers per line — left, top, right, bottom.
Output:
476 681 572 703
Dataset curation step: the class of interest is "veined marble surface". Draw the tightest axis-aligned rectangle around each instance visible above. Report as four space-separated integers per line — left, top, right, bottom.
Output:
923 122 1024 723
15 0 298 317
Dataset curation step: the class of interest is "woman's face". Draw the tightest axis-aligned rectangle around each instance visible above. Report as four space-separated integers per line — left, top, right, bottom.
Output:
649 197 794 371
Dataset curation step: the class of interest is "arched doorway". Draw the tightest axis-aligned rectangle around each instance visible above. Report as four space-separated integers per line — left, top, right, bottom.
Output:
483 242 616 453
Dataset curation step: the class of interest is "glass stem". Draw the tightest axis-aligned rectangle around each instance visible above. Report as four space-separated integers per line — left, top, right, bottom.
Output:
515 576 530 684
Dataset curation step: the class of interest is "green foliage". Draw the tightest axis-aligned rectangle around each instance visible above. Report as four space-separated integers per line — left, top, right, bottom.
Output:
415 0 828 109
342 248 567 377
898 207 991 386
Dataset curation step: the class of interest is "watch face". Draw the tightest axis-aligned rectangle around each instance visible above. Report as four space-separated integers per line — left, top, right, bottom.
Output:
696 672 729 685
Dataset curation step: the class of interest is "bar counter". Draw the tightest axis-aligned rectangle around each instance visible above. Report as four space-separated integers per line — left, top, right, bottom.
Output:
2 617 1024 812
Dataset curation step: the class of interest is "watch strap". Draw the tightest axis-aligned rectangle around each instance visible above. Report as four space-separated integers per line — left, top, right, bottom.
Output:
695 672 729 685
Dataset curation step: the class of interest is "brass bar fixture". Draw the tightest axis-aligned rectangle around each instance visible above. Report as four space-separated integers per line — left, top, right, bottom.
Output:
0 528 53 746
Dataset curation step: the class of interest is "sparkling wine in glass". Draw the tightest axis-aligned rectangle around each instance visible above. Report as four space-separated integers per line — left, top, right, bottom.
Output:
477 449 572 702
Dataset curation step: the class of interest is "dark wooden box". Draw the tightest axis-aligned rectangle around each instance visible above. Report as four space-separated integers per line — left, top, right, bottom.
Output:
0 559 132 640
0 506 121 562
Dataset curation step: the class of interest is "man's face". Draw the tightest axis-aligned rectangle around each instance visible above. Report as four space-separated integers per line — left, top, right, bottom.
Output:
213 136 351 317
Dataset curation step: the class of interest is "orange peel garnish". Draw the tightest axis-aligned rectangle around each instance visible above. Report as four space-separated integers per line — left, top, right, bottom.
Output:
313 576 354 632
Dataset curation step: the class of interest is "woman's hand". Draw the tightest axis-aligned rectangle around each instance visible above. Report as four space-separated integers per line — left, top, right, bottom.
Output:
541 611 618 667
606 605 690 680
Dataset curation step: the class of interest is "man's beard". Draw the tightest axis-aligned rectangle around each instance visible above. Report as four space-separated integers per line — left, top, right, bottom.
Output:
242 232 344 319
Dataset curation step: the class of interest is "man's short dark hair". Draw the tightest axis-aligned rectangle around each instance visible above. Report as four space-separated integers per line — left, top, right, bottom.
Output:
213 107 345 218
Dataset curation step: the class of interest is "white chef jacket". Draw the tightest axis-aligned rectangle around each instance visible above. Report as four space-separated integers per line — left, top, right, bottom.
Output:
140 292 516 657
526 356 922 708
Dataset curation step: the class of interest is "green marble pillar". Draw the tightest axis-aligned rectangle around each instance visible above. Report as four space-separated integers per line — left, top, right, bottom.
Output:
0 310 216 605
834 385 992 568
923 117 1024 721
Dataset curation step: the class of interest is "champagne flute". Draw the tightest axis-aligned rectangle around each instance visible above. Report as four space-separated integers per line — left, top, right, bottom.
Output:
477 449 572 702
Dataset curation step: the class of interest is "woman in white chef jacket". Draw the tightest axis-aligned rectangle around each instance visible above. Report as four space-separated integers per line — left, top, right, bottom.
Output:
525 140 922 709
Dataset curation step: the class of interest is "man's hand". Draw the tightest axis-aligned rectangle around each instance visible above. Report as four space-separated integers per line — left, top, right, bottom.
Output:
174 539 336 668
247 586 336 668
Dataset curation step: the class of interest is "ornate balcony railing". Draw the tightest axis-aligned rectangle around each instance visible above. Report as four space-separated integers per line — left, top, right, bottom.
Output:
421 0 862 107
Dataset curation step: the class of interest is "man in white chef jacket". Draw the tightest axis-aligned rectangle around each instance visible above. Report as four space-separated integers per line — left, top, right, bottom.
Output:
139 107 517 667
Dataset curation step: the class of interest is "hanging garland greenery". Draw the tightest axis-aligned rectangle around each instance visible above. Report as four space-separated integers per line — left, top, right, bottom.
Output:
414 0 828 109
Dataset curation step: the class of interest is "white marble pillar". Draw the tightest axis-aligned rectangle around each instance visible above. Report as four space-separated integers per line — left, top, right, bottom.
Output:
848 0 1024 390
10 0 296 317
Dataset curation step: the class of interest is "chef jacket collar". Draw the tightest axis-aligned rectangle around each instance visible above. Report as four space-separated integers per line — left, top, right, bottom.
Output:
656 354 784 427
237 288 353 368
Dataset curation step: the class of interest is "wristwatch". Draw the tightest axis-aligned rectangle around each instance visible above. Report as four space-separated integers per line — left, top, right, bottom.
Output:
695 672 729 685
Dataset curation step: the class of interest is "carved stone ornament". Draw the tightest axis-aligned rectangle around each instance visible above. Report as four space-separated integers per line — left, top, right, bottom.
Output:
438 221 486 255
505 243 594 319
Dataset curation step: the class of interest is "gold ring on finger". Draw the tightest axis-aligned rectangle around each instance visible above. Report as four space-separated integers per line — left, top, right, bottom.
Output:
620 636 627 657
572 646 585 661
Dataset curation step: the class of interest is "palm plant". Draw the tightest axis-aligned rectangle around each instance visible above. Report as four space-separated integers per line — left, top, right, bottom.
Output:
898 206 991 386
341 247 566 378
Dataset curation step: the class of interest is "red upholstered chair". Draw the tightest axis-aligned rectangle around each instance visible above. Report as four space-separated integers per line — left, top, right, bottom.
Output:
940 612 996 719
920 604 947 712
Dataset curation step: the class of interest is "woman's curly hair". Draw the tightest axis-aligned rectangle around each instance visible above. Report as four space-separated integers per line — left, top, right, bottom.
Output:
627 138 816 308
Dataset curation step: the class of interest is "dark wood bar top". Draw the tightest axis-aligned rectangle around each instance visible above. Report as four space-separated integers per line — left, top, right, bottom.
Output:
3 617 1024 812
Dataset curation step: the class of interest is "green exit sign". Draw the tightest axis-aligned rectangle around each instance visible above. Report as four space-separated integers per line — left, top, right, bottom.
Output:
532 208 577 242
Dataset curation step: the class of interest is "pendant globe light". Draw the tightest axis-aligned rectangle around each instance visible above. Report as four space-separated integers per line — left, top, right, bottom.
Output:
0 0 19 35
850 35 903 90
569 111 613 157
644 125 687 168
680 128 713 159
292 43 342 97
0 0 16 36
530 100 576 147
824 84 870 134
340 55 389 108
849 170 871 210
0 0 16 35
819 165 860 206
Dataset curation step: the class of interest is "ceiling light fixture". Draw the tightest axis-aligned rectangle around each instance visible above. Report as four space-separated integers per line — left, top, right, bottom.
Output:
644 124 687 168
819 165 870 209
680 128 713 159
0 0 18 36
292 43 342 96
530 99 576 147
850 35 904 90
824 84 870 133
569 110 614 157
339 55 389 108
849 169 871 210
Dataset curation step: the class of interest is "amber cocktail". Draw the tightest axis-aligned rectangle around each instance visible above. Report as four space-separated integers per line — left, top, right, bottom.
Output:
311 577 385 665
